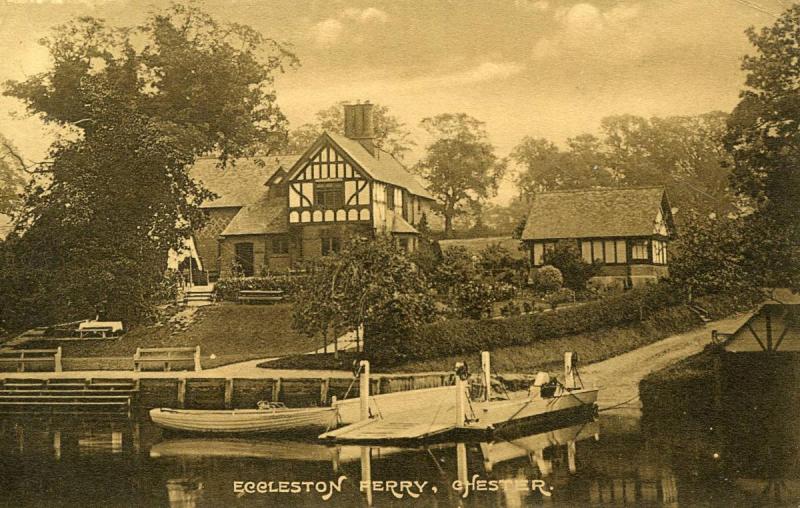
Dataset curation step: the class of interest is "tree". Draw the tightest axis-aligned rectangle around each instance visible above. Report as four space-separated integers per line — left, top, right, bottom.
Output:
0 4 297 331
512 113 736 219
602 113 735 218
415 113 507 237
285 101 415 160
724 5 800 291
0 135 25 217
291 235 436 358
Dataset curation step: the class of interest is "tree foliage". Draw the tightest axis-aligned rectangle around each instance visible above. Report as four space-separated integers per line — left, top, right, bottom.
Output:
724 5 800 292
291 235 437 357
0 4 297 331
414 113 507 237
0 135 25 217
285 101 415 160
512 112 735 219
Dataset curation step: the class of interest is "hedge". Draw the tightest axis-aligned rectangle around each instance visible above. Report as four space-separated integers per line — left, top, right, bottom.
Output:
368 284 750 364
213 275 303 302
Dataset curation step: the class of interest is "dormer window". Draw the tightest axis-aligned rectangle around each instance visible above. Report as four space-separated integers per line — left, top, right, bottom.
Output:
315 182 344 208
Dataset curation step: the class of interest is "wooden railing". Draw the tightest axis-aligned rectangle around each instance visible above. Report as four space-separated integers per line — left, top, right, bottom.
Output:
0 348 63 372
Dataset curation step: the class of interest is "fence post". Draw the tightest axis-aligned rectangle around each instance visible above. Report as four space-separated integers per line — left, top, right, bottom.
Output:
194 346 202 372
177 378 186 408
54 347 62 373
320 378 330 405
272 378 282 402
224 378 234 409
134 348 141 372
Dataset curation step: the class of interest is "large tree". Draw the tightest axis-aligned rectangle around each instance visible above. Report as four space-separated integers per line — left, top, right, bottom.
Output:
291 235 436 358
725 5 800 270
414 113 507 237
511 113 735 219
0 135 25 217
285 101 415 160
0 4 297 331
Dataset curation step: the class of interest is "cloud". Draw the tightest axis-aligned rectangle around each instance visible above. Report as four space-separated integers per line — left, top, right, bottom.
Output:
514 0 549 12
311 7 388 46
533 2 644 60
449 61 525 85
311 18 344 46
343 7 389 24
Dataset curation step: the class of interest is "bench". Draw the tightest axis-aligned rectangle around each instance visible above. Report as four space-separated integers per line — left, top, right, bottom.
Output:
78 321 124 338
237 289 285 304
133 346 201 372
0 348 62 373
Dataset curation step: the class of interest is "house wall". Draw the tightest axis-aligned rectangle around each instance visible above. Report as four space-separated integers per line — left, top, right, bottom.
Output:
218 234 267 278
289 223 373 262
194 207 241 276
527 237 670 290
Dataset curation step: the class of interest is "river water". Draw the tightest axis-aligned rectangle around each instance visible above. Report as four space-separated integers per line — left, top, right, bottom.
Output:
0 402 796 508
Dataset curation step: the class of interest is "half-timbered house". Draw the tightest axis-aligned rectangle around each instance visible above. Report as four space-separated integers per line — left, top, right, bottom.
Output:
521 186 676 288
190 102 435 279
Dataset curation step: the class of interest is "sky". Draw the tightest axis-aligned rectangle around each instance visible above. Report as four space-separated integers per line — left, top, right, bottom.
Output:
0 0 786 203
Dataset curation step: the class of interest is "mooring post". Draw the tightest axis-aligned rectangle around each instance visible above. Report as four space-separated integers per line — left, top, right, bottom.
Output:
567 440 577 473
455 363 466 427
54 347 62 373
177 378 186 408
360 446 373 506
564 352 577 389
481 351 491 401
224 378 234 409
359 360 370 421
456 442 469 496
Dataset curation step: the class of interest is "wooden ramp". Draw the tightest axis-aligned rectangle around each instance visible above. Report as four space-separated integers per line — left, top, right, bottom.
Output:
320 415 455 443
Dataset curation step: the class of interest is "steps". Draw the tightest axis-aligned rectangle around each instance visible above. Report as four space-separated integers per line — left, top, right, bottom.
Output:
688 303 712 323
0 378 137 413
183 289 214 306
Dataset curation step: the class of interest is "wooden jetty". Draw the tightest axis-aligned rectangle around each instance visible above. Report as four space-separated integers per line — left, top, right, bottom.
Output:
320 352 599 443
0 378 136 414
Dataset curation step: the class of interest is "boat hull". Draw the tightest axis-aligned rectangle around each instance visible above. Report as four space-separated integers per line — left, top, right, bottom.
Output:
149 407 338 435
469 389 598 430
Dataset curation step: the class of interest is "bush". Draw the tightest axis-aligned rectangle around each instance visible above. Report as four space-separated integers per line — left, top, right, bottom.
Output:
368 283 689 364
532 265 563 294
454 281 502 319
544 287 576 309
214 275 300 301
542 241 603 291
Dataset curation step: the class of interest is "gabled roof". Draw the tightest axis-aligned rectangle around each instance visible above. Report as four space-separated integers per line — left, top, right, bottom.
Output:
386 210 419 234
190 155 300 208
291 132 433 200
521 186 673 241
220 192 287 236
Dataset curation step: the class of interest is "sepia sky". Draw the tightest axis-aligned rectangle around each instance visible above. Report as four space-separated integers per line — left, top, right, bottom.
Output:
0 0 785 202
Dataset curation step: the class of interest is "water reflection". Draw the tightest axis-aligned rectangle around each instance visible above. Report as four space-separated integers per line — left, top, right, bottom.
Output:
0 407 795 507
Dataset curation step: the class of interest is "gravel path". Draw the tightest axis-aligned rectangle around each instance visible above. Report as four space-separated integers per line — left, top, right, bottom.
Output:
583 312 751 414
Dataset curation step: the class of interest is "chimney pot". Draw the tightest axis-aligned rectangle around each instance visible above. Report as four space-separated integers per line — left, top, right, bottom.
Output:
343 102 377 156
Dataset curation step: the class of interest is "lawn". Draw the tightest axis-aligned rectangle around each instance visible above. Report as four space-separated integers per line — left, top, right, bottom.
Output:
23 303 320 368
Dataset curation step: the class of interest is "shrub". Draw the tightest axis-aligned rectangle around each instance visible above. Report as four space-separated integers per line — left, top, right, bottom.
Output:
214 275 300 301
369 282 689 364
532 265 563 293
544 287 576 309
500 300 522 317
454 281 502 319
543 241 603 291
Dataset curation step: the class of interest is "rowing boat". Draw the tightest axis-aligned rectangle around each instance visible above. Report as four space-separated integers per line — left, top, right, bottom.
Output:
149 406 338 434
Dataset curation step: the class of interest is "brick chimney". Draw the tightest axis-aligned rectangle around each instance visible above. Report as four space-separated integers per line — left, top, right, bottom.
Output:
343 102 377 156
